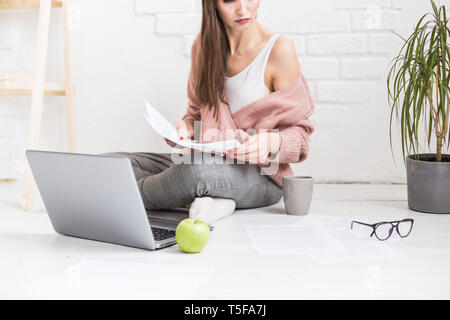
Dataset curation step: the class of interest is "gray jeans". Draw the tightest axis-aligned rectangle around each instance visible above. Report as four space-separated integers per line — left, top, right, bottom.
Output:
99 150 283 210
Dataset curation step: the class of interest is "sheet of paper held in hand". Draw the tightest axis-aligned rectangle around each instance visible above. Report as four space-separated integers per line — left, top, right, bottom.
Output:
144 100 242 153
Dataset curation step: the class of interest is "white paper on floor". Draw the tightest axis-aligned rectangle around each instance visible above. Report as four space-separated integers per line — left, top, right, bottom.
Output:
13 259 215 299
244 214 407 264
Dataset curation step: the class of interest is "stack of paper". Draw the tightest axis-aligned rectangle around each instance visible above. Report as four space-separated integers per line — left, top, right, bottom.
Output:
244 215 407 264
144 100 242 153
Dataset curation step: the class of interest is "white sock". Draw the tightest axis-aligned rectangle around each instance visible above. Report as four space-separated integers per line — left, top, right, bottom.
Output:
188 197 236 225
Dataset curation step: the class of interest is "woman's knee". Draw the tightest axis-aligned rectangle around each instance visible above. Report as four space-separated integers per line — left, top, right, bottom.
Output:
234 183 283 209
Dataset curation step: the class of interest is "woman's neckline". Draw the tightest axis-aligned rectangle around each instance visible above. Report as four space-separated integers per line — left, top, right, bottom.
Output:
224 33 278 80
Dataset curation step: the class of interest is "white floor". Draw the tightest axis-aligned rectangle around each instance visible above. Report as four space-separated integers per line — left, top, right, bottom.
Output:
1 178 450 299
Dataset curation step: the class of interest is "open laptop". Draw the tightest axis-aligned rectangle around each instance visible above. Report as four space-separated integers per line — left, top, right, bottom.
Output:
25 149 213 251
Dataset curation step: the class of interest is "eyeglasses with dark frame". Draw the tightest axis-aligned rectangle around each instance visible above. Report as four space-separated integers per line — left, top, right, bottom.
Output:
350 218 414 241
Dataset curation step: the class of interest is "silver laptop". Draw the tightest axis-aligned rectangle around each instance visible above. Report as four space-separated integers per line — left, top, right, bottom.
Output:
25 149 213 251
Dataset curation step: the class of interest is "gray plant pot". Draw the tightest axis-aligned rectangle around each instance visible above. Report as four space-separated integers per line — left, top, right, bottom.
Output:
406 153 450 214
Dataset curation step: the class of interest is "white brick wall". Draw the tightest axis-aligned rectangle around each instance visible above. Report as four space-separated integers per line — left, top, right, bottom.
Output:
135 0 196 14
340 58 388 79
306 35 366 55
1 0 449 183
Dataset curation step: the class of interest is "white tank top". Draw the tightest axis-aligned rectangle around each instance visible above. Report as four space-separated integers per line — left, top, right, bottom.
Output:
225 34 281 114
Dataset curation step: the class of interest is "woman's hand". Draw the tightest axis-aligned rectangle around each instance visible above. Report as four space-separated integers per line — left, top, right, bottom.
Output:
226 131 282 164
164 119 194 148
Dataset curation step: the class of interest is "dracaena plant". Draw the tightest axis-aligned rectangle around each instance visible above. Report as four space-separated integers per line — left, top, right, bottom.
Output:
387 0 450 165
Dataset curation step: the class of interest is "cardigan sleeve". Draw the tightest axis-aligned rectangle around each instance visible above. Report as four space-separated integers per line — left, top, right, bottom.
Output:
182 35 201 122
275 118 314 164
273 75 315 164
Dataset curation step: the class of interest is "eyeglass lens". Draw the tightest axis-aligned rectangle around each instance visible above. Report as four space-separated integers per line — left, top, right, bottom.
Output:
375 219 413 240
374 223 393 240
397 219 413 237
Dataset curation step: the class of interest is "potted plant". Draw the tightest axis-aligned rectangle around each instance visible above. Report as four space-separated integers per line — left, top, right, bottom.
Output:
387 0 450 214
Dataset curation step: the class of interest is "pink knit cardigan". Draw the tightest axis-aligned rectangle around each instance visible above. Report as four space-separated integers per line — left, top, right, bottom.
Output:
182 35 315 187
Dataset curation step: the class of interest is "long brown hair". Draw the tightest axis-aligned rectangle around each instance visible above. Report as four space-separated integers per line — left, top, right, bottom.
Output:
195 0 230 120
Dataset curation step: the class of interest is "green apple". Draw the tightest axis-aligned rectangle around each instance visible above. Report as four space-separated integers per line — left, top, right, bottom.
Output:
175 218 210 253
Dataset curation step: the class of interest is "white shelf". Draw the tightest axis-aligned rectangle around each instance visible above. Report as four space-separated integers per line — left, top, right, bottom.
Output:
0 73 68 96
0 0 62 10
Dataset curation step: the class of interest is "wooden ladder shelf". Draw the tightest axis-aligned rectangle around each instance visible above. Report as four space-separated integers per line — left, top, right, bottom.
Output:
0 0 76 211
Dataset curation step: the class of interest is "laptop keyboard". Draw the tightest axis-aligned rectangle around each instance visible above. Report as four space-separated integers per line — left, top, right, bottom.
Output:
151 227 176 241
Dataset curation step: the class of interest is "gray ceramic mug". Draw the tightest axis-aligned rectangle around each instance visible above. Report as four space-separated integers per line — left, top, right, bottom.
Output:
282 176 313 215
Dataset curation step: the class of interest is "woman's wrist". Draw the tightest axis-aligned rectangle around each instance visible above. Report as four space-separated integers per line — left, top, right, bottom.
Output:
184 119 195 139
269 132 282 157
